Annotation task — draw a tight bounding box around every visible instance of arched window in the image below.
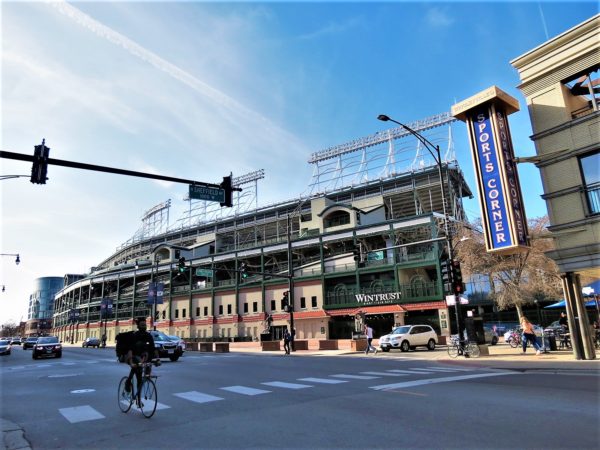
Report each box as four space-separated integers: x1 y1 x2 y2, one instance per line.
324 210 351 228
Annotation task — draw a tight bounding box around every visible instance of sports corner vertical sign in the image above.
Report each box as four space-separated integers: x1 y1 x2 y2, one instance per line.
452 86 530 254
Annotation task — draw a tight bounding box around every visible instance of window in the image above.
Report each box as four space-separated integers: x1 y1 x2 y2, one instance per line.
196 307 200 317
162 311 166 319
175 309 179 319
271 300 276 311
204 306 208 316
227 304 232 315
218 305 223 315
280 299 286 310
324 210 351 228
182 308 186 318
300 297 306 309
244 302 248 313
253 301 258 312
311 296 317 308
580 151 600 215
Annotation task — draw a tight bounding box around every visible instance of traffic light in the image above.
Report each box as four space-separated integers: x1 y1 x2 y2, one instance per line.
451 260 465 294
352 244 361 262
178 257 186 273
220 174 233 208
282 291 293 312
239 262 248 280
30 140 50 184
440 259 452 294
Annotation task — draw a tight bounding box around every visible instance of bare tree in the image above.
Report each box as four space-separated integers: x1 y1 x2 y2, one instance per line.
454 216 562 320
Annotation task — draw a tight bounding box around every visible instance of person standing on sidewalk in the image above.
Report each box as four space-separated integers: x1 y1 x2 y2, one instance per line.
283 328 291 355
521 316 542 356
364 324 377 355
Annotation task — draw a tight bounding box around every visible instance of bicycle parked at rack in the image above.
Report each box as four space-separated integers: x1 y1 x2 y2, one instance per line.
118 360 160 418
505 329 523 348
447 335 480 358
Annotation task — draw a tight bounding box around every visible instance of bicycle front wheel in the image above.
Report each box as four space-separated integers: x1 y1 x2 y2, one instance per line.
118 377 133 413
509 337 519 348
447 344 459 358
138 378 157 418
466 343 480 358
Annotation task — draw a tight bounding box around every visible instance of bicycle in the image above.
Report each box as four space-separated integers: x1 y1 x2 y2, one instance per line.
118 359 160 418
447 335 480 358
506 330 522 348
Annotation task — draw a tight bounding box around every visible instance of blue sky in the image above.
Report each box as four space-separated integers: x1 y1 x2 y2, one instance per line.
1 1 597 323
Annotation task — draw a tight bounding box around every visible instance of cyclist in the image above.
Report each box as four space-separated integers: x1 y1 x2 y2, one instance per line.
125 317 160 395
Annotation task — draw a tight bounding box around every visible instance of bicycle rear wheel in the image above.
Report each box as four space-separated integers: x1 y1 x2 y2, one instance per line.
466 342 480 358
118 376 133 413
138 378 157 418
509 337 519 348
447 344 459 358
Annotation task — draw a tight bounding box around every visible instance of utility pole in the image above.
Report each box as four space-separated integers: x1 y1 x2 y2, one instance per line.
287 215 295 351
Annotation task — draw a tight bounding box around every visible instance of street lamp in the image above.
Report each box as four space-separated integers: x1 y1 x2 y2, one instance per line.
1 253 20 265
377 114 462 336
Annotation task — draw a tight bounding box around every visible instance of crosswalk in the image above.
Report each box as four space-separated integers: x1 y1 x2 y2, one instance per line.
56 365 512 424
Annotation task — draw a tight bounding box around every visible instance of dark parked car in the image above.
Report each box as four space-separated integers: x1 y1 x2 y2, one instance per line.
23 337 39 349
0 339 11 355
82 337 101 348
149 330 182 361
32 336 62 359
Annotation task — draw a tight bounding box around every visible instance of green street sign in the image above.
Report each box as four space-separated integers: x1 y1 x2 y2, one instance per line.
189 185 225 202
195 268 214 277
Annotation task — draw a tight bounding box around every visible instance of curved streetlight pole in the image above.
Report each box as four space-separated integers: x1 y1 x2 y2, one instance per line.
377 115 462 336
0 253 20 265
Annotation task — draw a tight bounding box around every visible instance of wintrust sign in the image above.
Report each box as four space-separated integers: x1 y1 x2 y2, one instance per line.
452 86 530 254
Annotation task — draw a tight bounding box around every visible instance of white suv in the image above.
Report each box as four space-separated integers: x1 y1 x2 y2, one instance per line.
379 325 437 352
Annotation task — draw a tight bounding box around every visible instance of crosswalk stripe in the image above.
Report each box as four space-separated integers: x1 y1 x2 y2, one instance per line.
387 369 434 374
130 401 171 411
422 366 474 372
370 372 514 391
59 405 104 423
298 377 348 384
261 381 312 389
360 371 408 377
331 374 379 380
220 386 271 396
174 391 224 403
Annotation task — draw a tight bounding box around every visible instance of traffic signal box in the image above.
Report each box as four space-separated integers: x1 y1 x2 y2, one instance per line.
441 259 453 294
282 291 293 312
220 175 233 208
239 262 249 281
451 260 465 294
178 257 186 273
30 141 50 184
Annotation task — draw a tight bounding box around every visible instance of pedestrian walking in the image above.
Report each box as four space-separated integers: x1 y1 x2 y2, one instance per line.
520 316 542 356
283 328 291 355
364 324 377 355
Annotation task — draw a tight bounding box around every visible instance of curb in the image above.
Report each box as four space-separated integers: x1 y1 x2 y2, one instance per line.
1 419 31 450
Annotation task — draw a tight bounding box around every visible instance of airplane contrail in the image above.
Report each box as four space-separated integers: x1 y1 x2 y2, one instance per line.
49 0 293 137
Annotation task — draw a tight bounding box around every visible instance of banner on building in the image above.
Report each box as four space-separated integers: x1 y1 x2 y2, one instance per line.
452 86 530 254
147 282 164 305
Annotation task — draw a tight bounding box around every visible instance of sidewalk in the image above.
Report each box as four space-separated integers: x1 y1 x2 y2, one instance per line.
1 419 31 450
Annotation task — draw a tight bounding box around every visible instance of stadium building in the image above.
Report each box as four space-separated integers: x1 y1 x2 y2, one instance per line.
51 113 473 344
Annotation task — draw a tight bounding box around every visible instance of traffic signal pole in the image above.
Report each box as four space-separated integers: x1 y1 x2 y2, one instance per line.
287 215 295 351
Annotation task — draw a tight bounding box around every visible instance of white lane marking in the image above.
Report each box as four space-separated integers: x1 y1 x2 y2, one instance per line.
360 371 408 377
174 391 224 404
71 389 95 394
49 373 83 378
387 369 435 374
423 366 474 372
370 372 514 391
86 360 100 364
261 381 313 389
220 386 271 396
62 362 76 366
298 377 348 384
331 374 380 380
8 366 26 370
130 402 171 411
59 405 104 423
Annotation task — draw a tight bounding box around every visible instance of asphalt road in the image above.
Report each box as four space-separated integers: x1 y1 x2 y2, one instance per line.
1 345 598 450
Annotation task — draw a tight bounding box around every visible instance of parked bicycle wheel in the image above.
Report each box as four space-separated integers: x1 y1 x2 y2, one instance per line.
138 378 158 418
118 376 133 413
447 344 459 358
466 342 480 358
509 336 520 348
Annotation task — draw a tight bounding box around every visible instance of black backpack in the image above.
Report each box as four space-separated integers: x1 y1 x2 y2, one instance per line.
115 331 134 363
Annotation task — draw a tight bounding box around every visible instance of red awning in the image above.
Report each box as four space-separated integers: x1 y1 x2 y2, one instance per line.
402 301 447 311
293 310 328 319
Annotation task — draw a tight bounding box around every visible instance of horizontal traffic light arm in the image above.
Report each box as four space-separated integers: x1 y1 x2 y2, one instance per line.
0 150 224 188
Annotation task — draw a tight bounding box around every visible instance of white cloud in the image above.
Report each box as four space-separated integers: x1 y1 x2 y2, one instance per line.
425 7 454 28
